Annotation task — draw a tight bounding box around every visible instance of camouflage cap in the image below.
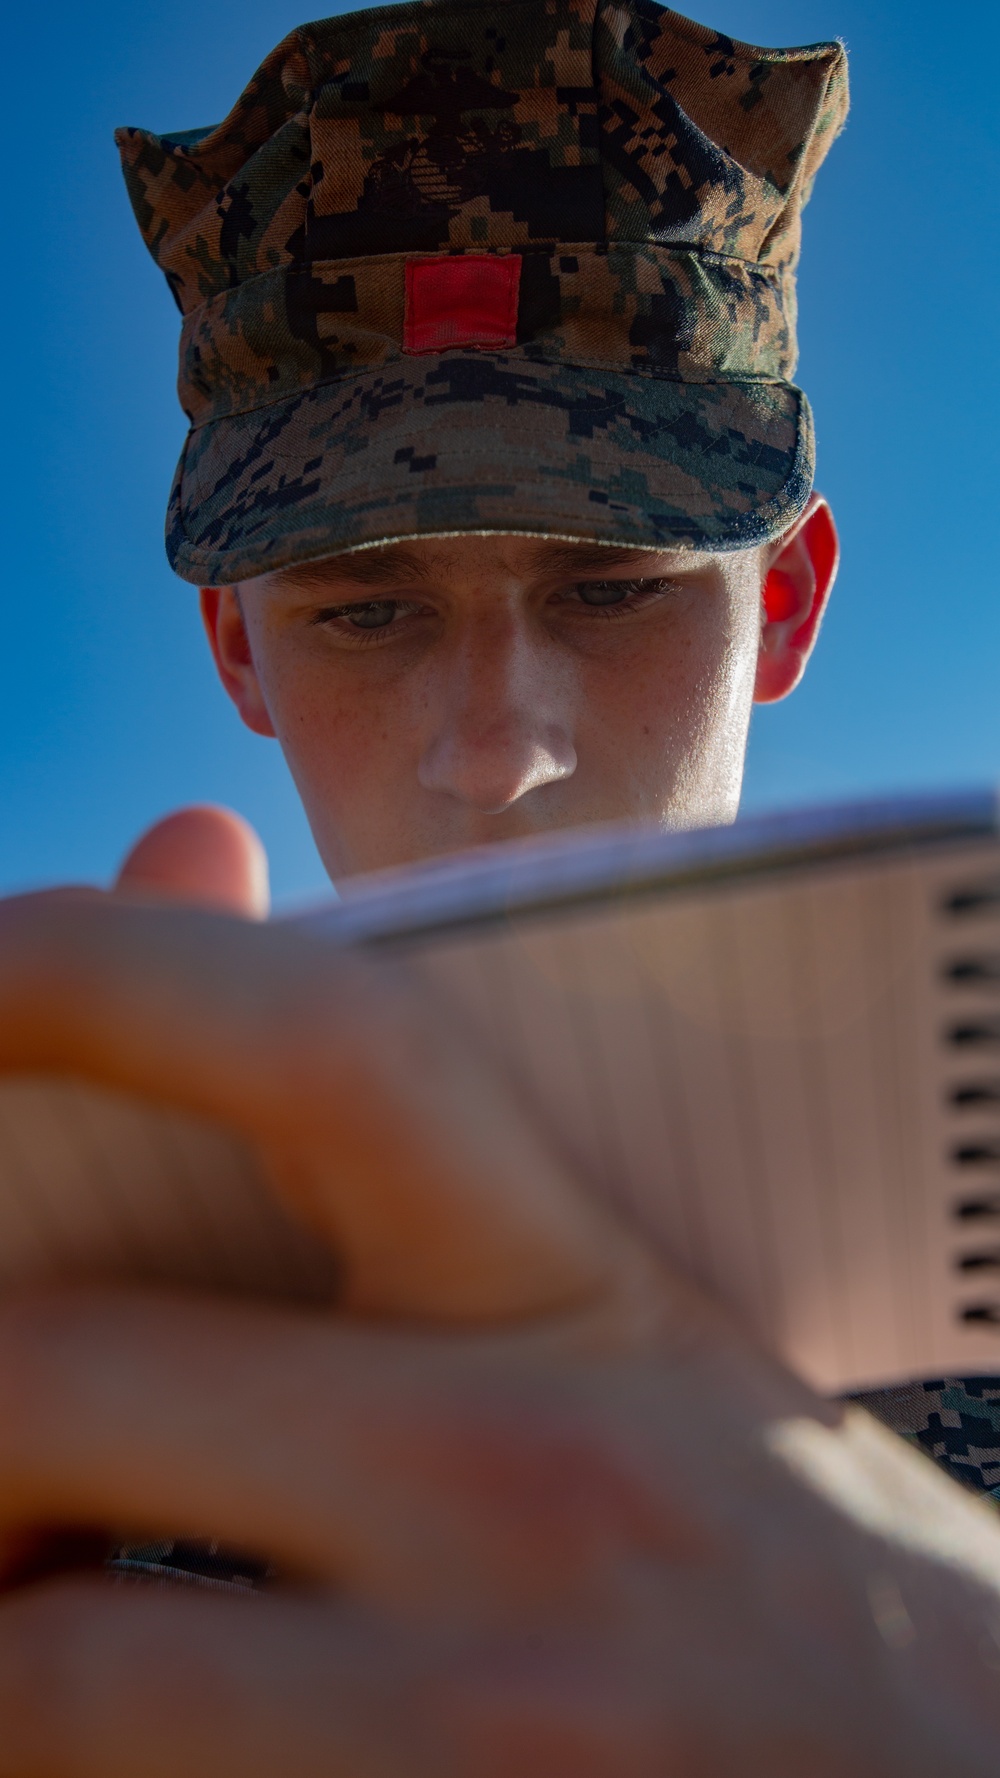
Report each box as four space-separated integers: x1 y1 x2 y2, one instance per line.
116 0 848 584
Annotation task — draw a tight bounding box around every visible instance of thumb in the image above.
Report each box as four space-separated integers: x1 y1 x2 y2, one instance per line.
115 807 270 918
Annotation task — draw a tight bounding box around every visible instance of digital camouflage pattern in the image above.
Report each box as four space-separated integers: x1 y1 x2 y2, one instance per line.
116 0 848 582
855 1379 1000 1504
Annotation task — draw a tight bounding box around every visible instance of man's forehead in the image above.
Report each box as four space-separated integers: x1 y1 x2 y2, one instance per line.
259 535 712 594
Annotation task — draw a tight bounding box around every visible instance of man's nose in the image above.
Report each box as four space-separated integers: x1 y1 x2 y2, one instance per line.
416 615 577 813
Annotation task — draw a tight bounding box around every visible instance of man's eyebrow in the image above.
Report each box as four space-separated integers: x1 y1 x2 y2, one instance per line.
264 539 688 596
268 547 441 593
521 542 682 578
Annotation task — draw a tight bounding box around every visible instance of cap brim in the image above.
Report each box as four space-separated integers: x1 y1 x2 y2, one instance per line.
167 354 814 584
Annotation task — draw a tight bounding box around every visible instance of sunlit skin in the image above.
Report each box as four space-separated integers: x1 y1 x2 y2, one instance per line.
200 496 839 880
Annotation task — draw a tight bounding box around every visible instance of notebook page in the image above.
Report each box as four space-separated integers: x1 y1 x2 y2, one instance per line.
398 834 1000 1392
715 872 844 1383
793 870 902 1386
402 875 829 1370
404 887 804 1354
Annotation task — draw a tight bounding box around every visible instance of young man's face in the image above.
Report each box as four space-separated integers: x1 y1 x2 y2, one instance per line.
202 508 835 881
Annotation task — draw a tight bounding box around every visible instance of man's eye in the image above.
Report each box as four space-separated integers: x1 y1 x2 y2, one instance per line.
338 600 399 630
569 578 677 610
313 598 421 635
576 581 632 607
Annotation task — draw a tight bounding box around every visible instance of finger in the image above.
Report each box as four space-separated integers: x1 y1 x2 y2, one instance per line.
0 1288 722 1610
0 1580 672 1778
115 807 270 918
0 1288 429 1592
0 1581 988 1778
0 898 622 1319
0 1288 603 1600
0 1580 444 1778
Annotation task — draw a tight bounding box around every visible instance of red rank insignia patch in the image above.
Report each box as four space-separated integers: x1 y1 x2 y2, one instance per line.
404 254 522 354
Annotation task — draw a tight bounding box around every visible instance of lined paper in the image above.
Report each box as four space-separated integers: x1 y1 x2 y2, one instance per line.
400 836 1000 1391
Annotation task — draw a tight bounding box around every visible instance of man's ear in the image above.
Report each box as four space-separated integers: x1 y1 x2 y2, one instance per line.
200 587 277 738
753 494 840 704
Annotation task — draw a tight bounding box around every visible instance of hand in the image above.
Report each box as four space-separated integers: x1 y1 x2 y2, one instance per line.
0 900 1000 1771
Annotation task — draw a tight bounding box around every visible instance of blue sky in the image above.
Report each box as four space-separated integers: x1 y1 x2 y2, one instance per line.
3 0 997 902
